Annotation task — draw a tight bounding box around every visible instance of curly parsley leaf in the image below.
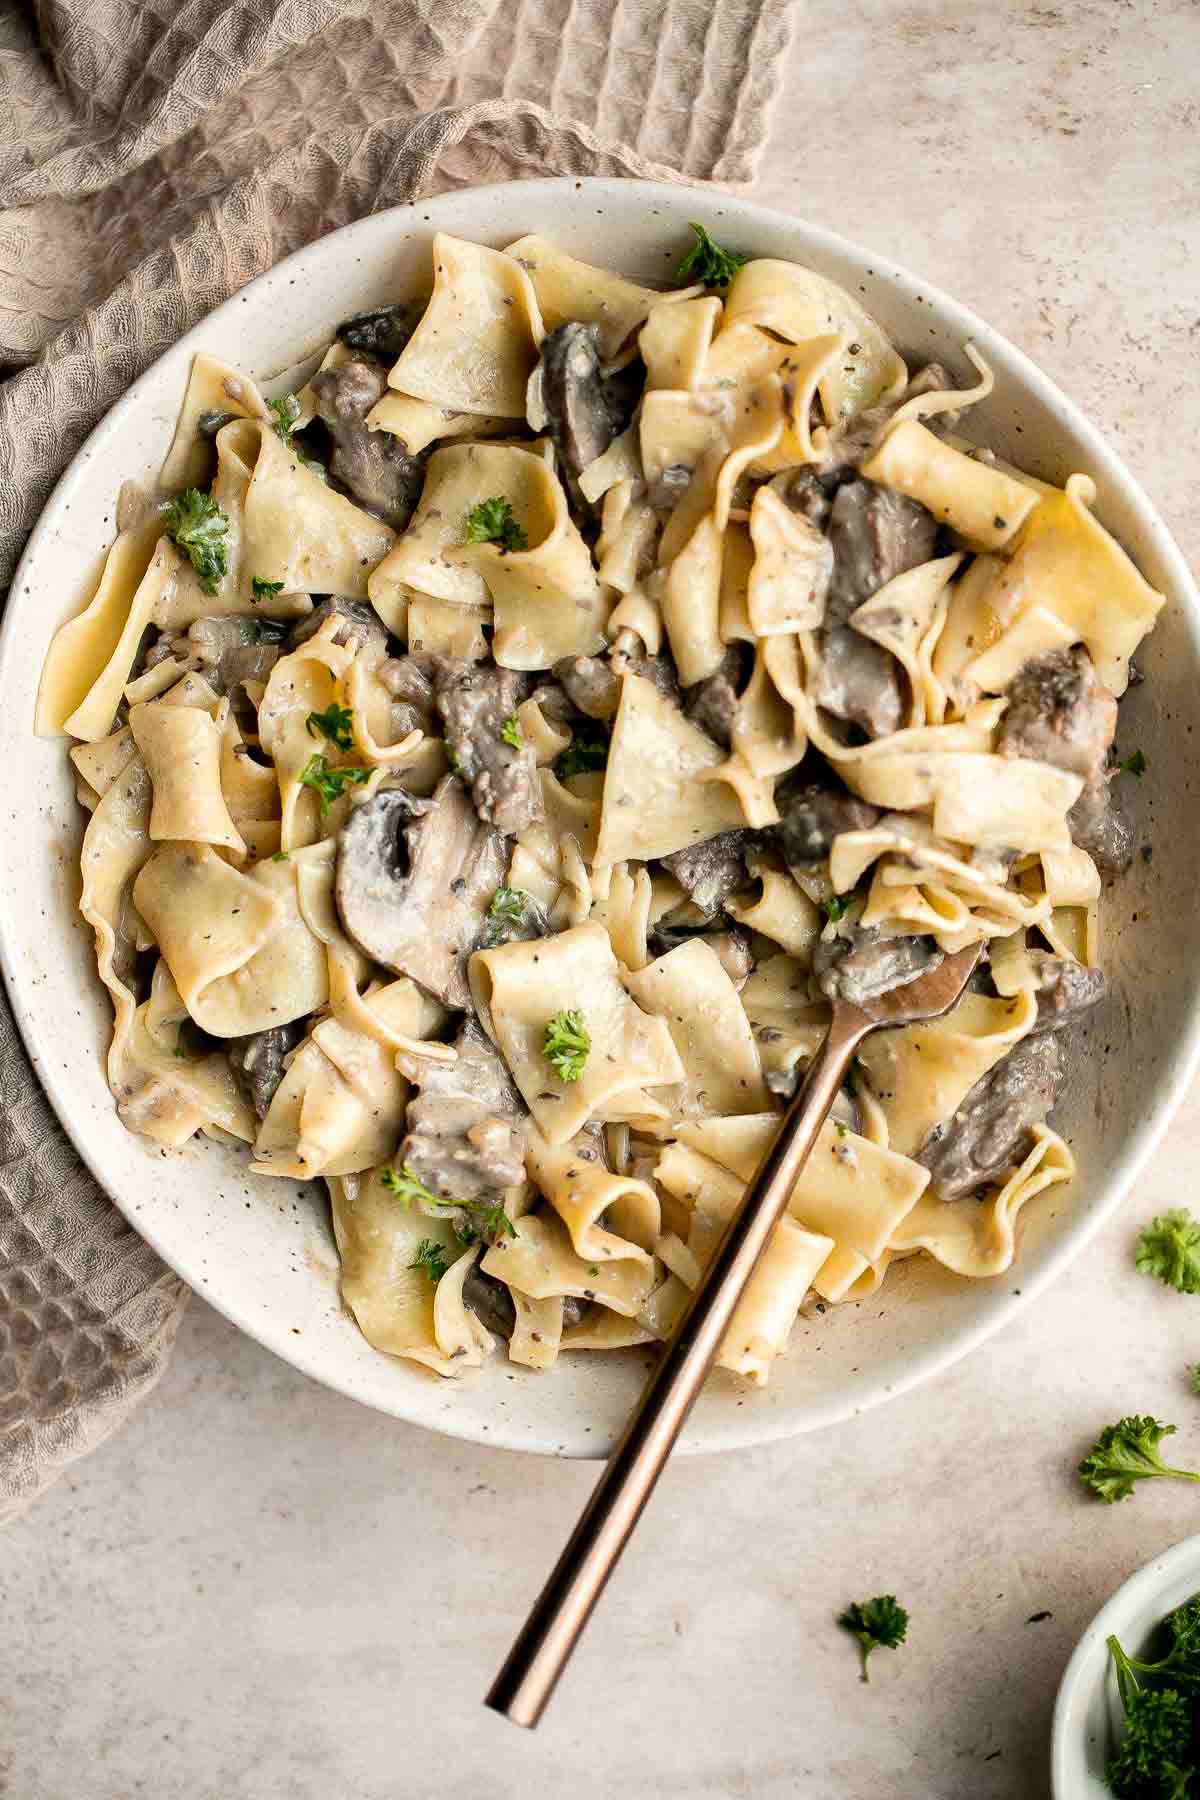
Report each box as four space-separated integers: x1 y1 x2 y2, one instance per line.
269 393 302 449
675 222 749 290
500 713 523 750
543 1010 591 1083
1136 1210 1200 1294
410 1239 451 1284
822 894 850 923
1078 1416 1200 1503
381 1163 515 1242
1119 748 1148 778
252 576 285 602
490 886 528 925
297 754 371 813
837 1596 909 1682
305 703 354 752
160 488 229 594
554 719 609 780
463 495 528 552
1105 1675 1193 1797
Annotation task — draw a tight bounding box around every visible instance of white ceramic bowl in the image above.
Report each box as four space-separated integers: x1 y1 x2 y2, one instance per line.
1053 1533 1200 1795
3 178 1199 1458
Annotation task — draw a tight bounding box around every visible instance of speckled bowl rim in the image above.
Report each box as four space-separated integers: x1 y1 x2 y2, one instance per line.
4 176 1200 1458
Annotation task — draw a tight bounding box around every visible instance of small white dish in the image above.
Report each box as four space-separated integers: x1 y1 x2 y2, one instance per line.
1052 1533 1200 1796
3 178 1200 1458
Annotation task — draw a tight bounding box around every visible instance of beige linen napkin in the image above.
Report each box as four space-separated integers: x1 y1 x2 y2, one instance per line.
0 0 795 1520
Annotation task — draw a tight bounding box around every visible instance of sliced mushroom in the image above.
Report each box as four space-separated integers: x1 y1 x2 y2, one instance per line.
334 777 506 1008
528 321 627 504
335 302 422 363
227 1020 306 1119
310 357 427 530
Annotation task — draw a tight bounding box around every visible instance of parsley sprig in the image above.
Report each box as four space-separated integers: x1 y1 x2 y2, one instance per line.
380 1164 516 1243
500 714 523 750
1136 1210 1200 1294
463 496 528 553
837 1596 909 1682
822 894 850 923
270 393 325 477
1078 1417 1200 1503
161 488 229 594
1119 748 1148 778
252 576 285 602
543 1010 591 1083
305 703 354 752
410 1239 451 1284
675 222 749 290
297 754 371 813
554 719 609 780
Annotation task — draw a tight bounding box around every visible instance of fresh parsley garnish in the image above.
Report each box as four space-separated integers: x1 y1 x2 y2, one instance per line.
1191 1365 1200 1397
835 1121 849 1138
675 222 749 290
1136 1210 1200 1294
297 754 371 813
410 1239 451 1284
1078 1416 1200 1503
543 1010 590 1083
490 886 528 925
305 703 354 752
270 393 302 450
823 894 850 923
500 713 523 750
271 851 290 862
1104 1598 1200 1795
837 1596 909 1682
160 488 229 594
463 496 528 552
252 576 285 602
380 1163 516 1242
1119 748 1148 778
554 720 609 780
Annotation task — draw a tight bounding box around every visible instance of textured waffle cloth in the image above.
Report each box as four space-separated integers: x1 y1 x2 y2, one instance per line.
0 0 795 1519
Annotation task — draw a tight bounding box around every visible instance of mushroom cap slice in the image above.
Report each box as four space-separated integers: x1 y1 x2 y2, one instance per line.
334 777 505 1008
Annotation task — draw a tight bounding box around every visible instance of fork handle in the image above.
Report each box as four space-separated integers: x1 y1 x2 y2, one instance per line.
485 1003 871 1729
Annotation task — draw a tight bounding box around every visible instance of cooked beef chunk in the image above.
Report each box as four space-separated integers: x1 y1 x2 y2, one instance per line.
378 653 438 738
287 596 387 661
1068 775 1135 872
813 924 943 1008
401 1021 526 1216
609 635 683 707
554 654 622 721
528 678 574 727
334 302 421 363
334 778 505 1008
996 646 1118 780
768 466 838 531
1026 952 1107 1034
529 322 625 498
228 1021 305 1120
918 1033 1063 1200
825 362 961 474
661 829 754 918
684 644 754 750
826 479 939 624
310 357 426 529
434 659 539 836
775 775 881 865
462 1264 517 1339
147 616 285 694
811 626 904 739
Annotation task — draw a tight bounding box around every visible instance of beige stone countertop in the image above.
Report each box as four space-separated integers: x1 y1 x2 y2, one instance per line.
5 4 1200 1797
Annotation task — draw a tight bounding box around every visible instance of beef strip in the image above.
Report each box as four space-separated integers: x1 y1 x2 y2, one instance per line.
400 1020 526 1218
917 1033 1063 1200
287 596 387 661
554 654 622 721
996 645 1118 779
227 1021 306 1120
310 357 426 530
378 654 438 738
995 645 1131 869
684 643 754 750
774 774 881 865
823 362 960 475
433 659 540 836
1026 952 1108 1035
660 829 754 918
811 627 905 739
813 924 943 1008
826 479 939 625
146 616 285 694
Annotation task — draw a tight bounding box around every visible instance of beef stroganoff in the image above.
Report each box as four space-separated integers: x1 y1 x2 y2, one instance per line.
37 225 1164 1385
